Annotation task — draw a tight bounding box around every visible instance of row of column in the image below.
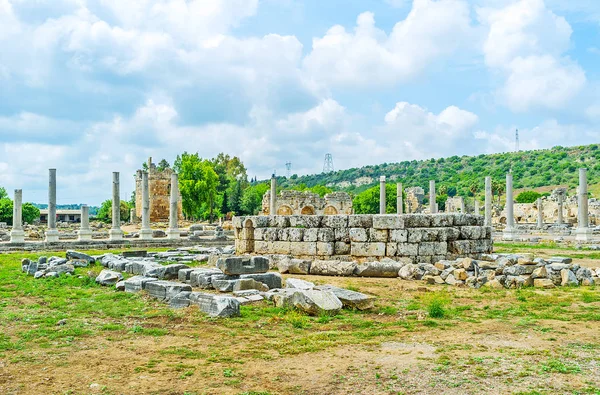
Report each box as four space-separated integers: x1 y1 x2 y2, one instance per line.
10 169 181 243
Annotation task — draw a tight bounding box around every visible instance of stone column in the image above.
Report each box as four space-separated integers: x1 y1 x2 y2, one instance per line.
474 200 480 216
10 189 25 243
459 197 466 213
109 172 123 241
429 180 436 214
270 175 276 216
576 168 592 241
396 183 403 214
379 176 386 214
139 171 152 240
78 205 92 241
484 176 492 227
557 192 564 225
45 169 59 242
167 173 181 239
502 173 517 240
536 198 543 229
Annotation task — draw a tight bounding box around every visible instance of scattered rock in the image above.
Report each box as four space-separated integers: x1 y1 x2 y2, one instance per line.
291 289 343 316
285 278 315 290
95 270 123 286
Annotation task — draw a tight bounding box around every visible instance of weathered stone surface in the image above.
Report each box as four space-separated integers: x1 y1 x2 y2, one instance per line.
534 278 555 288
278 257 311 274
398 263 418 280
232 278 269 292
575 267 594 284
269 289 302 307
531 266 548 279
351 242 386 257
53 264 75 275
309 260 357 276
453 268 467 281
115 281 125 291
169 291 191 308
548 256 572 264
285 278 315 290
189 292 241 317
190 270 227 288
212 278 239 292
397 243 419 257
560 269 578 286
66 250 95 263
291 290 343 316
216 256 269 275
145 264 190 280
315 285 375 310
95 270 123 286
233 289 260 297
240 273 282 290
372 215 404 230
354 259 406 277
144 280 192 301
503 265 536 276
124 276 158 292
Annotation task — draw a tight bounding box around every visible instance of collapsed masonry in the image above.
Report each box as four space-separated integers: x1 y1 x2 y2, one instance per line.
262 190 353 216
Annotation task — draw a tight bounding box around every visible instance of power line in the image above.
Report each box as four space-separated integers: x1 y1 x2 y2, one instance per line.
323 153 334 173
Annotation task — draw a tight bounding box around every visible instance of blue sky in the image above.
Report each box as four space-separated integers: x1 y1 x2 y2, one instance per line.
0 0 599 205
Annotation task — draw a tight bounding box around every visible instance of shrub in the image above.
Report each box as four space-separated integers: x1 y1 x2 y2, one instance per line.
516 191 542 203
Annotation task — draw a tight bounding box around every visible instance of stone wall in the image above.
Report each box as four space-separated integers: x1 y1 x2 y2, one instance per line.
233 214 492 263
261 190 353 216
134 158 182 222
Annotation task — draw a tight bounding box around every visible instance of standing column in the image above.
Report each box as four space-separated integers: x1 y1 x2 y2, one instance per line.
396 183 403 215
576 168 592 241
536 198 543 229
557 192 564 225
167 173 181 239
45 169 59 242
429 180 437 214
379 176 386 214
484 176 492 227
10 189 25 243
474 200 480 216
139 171 152 240
269 175 277 215
109 172 123 241
502 173 517 240
459 197 466 213
78 205 92 241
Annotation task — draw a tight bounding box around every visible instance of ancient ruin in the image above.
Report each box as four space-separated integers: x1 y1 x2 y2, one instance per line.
135 158 183 222
261 189 353 216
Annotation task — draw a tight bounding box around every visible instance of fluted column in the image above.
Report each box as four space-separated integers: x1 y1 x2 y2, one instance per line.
502 173 517 240
379 176 386 214
396 183 403 215
109 172 123 241
139 171 152 240
484 176 492 227
536 198 543 229
10 189 24 243
270 175 276 215
576 168 592 241
429 180 436 214
167 173 181 239
45 169 59 242
77 205 92 241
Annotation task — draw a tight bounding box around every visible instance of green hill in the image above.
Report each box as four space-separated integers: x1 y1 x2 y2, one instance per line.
277 144 600 198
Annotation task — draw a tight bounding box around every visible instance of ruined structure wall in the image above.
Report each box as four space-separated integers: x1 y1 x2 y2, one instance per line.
497 197 600 225
233 214 492 263
261 190 353 216
135 169 183 222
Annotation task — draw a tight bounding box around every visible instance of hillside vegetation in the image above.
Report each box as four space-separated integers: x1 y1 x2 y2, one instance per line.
278 144 600 199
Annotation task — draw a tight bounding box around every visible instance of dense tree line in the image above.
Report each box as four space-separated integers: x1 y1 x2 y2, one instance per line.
0 187 41 225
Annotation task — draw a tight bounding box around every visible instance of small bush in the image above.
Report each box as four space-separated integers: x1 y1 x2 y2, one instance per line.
427 298 447 318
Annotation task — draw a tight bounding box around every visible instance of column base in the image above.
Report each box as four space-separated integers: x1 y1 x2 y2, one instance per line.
167 229 181 240
575 228 593 242
45 229 59 243
109 229 124 241
77 229 93 241
502 227 519 241
10 230 25 243
139 228 153 240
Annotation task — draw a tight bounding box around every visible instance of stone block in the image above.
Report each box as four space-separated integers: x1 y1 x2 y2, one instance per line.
460 226 484 240
418 242 447 256
253 240 269 254
349 228 368 242
322 215 349 229
233 278 269 292
408 228 440 243
277 228 290 242
66 250 95 264
189 292 241 317
348 215 373 228
335 242 351 255
285 278 315 290
278 258 311 275
351 242 386 257
310 260 357 276
289 215 322 228
431 214 454 227
389 229 408 242
403 214 431 228
386 242 397 256
315 285 375 310
216 256 270 275
240 273 283 290
440 227 461 241
397 243 419 257
448 240 473 255
124 276 158 293
263 228 279 241
533 278 555 289
145 281 192 301
354 259 406 277
269 289 303 308
291 290 342 316
232 216 245 229
272 241 292 255
334 228 350 242
317 242 335 256
300 228 317 242
369 228 388 242
560 269 578 286
212 278 239 292
241 228 254 240
145 264 190 280
290 241 317 256
318 228 335 242
95 270 123 286
268 216 290 228
372 215 404 229
169 291 191 308
288 228 304 242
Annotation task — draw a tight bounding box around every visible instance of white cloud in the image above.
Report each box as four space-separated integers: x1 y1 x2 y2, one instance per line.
303 0 473 87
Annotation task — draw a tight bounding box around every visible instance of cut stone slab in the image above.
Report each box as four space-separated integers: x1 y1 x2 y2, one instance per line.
533 278 555 288
169 291 192 308
122 251 147 258
144 264 190 280
123 276 159 293
278 258 311 275
269 289 303 307
212 278 239 292
291 289 343 316
216 256 270 275
354 260 406 278
310 260 357 276
95 270 123 286
232 278 269 292
240 273 282 290
560 269 578 286
233 289 260 297
285 278 315 290
53 264 75 275
115 281 125 291
189 292 241 317
314 285 375 310
548 256 573 264
66 250 95 263
145 281 192 301
190 270 228 288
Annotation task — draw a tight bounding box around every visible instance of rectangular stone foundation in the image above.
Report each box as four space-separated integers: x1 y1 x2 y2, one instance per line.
233 214 493 263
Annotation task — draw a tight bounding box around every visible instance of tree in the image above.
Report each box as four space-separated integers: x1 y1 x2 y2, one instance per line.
0 187 7 200
240 183 269 215
227 178 244 215
157 159 170 171
438 185 448 196
22 203 40 224
353 184 398 214
0 198 12 224
492 180 505 203
96 199 131 222
468 181 479 197
174 152 219 221
516 191 542 203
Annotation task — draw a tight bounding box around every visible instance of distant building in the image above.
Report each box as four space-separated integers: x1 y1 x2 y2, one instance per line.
262 190 353 215
39 209 81 223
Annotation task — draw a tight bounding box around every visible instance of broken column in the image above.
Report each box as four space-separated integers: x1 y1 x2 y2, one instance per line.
77 205 92 241
429 180 437 214
109 172 123 241
576 168 592 241
484 176 492 227
536 198 543 229
10 189 24 243
502 172 517 241
45 169 59 242
459 196 466 213
557 192 564 226
379 176 386 214
270 175 276 216
139 171 152 240
474 200 480 216
396 183 403 214
167 173 180 239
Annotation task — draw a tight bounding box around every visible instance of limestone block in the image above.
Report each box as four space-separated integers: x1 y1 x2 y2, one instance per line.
145 280 192 301
351 242 386 257
403 214 432 228
269 289 303 308
303 228 318 242
453 268 467 281
290 241 317 256
472 239 493 254
335 228 350 242
452 214 470 226
233 278 269 292
318 228 335 242
278 228 291 241
317 242 335 256
441 227 461 241
398 263 418 280
254 240 269 254
418 242 447 256
232 216 244 229
253 228 265 241
217 256 270 275
310 260 357 276
408 228 440 243
348 215 373 228
189 292 241 317
212 279 239 292
286 278 315 290
397 243 419 257
372 215 404 229
503 265 536 276
145 264 190 280
431 214 454 227
240 273 283 290
268 216 290 228
459 226 484 240
386 243 397 256
560 269 578 286
241 228 254 240
169 291 191 309
354 259 406 277
95 270 123 286
389 229 408 242
322 215 349 229
369 228 389 242
278 258 312 274
575 267 594 284
315 285 375 310
289 215 322 228
335 242 351 255
190 272 231 289
272 241 292 255
264 228 279 241
236 240 254 254
548 257 573 264
291 289 343 316
124 276 158 292
533 278 555 288
448 240 473 255
288 228 304 242
349 228 368 242
66 250 95 264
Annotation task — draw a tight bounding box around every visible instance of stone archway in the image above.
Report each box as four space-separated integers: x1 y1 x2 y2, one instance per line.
323 205 338 215
301 206 316 215
276 205 293 216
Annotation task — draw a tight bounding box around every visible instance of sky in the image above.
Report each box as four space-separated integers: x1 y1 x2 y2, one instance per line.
0 0 599 206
